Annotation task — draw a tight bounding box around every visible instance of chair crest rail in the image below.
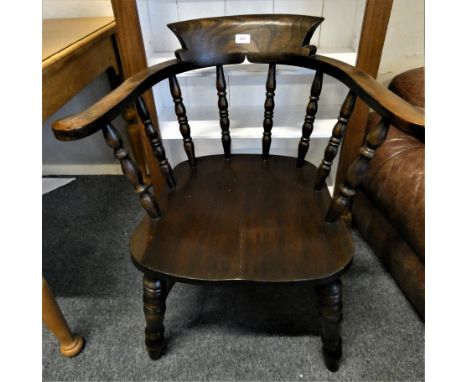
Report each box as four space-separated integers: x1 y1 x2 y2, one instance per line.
168 14 323 66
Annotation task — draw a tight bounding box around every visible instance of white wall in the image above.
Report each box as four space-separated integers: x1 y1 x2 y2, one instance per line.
42 0 113 18
378 0 425 83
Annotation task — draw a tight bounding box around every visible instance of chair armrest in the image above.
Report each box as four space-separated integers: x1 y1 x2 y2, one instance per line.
286 54 425 140
52 59 196 141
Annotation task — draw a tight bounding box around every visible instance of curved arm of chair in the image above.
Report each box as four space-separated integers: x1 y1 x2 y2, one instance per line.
283 54 425 140
52 59 197 141
53 55 425 142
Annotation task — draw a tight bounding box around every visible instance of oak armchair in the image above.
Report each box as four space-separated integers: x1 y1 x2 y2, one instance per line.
51 15 424 372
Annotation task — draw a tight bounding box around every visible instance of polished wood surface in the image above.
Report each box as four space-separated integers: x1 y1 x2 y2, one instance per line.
143 277 167 359
335 0 394 190
111 0 165 194
315 91 357 190
262 63 276 160
297 70 323 167
42 17 115 67
317 279 343 372
122 106 151 184
169 76 196 166
216 65 231 159
135 97 176 189
327 118 390 222
42 278 84 357
42 17 119 121
52 55 424 142
169 14 323 66
102 123 161 219
131 155 353 283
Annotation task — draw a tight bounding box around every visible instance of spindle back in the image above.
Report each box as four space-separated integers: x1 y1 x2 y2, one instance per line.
52 14 424 223
159 14 329 169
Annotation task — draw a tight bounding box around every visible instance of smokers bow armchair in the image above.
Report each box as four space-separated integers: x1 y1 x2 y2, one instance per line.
52 15 424 372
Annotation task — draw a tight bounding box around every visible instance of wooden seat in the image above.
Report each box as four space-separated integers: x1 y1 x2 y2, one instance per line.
51 14 424 372
131 154 353 283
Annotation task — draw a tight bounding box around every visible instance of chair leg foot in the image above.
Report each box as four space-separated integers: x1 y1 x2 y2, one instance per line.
143 276 167 360
316 279 343 372
60 335 85 357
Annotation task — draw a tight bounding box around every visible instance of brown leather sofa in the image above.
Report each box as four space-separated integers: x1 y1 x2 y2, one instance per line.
352 67 425 319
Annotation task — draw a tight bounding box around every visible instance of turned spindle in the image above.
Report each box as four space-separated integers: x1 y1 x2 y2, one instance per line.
297 71 323 167
216 65 231 159
102 123 161 219
169 75 196 167
316 279 343 372
135 97 176 189
326 118 390 222
314 92 357 190
262 63 276 160
143 276 167 360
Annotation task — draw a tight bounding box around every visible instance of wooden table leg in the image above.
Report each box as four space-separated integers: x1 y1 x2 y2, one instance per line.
42 277 84 357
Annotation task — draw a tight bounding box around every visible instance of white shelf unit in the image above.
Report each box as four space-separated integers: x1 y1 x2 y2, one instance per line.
136 0 366 187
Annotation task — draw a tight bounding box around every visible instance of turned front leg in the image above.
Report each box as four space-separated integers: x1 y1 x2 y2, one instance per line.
143 276 167 359
316 279 343 372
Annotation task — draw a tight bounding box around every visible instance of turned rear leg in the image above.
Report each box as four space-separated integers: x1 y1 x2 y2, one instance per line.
143 276 167 359
316 279 343 372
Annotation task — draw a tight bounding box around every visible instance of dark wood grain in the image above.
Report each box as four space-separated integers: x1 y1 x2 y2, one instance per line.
326 118 390 222
52 59 196 140
122 106 150 184
102 123 161 218
297 71 323 167
315 91 357 190
130 155 353 283
169 75 196 167
168 14 323 66
143 276 166 359
316 279 343 372
52 56 423 142
135 97 176 188
110 0 165 194
280 54 424 138
216 65 231 159
335 0 394 190
262 63 276 160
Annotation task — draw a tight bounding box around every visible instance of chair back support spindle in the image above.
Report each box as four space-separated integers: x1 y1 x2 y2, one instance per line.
326 118 391 222
168 75 196 167
262 63 276 160
297 71 323 167
135 97 176 189
216 65 231 159
102 123 161 219
52 14 424 226
314 91 357 190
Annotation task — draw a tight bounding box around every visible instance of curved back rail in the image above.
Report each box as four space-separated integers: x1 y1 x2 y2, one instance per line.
52 15 424 222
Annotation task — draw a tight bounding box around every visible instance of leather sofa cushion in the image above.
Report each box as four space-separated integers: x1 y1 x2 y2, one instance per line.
360 67 425 260
388 67 425 108
361 124 425 260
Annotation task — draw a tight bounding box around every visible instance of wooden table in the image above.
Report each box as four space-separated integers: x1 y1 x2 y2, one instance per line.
42 17 122 357
42 17 120 121
43 16 154 183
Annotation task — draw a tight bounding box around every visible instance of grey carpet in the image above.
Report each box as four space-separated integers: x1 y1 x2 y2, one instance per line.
42 176 424 381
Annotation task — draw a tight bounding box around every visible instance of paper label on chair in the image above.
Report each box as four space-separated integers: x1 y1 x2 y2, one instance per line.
235 34 251 44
